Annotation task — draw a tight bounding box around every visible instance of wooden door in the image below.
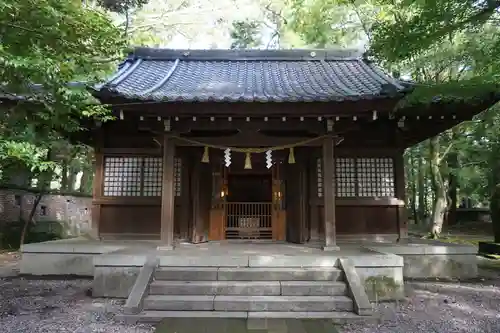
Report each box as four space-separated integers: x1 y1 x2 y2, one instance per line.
271 163 286 241
191 159 212 243
209 163 226 241
285 163 305 243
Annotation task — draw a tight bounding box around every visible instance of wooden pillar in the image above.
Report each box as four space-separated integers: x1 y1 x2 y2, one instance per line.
90 129 104 240
322 136 340 251
308 154 320 241
159 134 175 250
395 148 408 241
179 154 191 240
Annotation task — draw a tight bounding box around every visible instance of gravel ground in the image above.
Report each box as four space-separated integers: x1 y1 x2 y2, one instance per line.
0 262 499 333
0 278 155 333
341 271 500 333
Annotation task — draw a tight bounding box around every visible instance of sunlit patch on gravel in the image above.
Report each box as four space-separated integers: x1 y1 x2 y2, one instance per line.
340 276 500 333
0 278 155 333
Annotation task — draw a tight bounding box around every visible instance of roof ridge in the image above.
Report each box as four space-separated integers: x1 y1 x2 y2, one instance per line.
130 47 364 61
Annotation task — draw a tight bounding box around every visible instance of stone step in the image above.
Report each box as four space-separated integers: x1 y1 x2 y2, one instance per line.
213 295 353 312
280 281 347 296
119 310 373 325
144 295 214 311
155 267 218 281
143 295 353 312
216 267 343 281
149 280 348 296
150 280 282 296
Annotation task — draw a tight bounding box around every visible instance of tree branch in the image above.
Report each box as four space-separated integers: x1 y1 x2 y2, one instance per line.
424 1 500 44
348 0 371 43
438 142 454 164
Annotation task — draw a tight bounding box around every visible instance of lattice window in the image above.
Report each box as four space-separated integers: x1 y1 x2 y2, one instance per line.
317 158 323 198
356 158 394 197
316 157 395 198
143 157 162 196
336 158 356 197
174 157 182 197
103 156 182 197
103 157 142 196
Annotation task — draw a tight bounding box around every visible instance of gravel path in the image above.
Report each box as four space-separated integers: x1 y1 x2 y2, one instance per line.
1 266 499 332
0 278 155 333
341 272 500 333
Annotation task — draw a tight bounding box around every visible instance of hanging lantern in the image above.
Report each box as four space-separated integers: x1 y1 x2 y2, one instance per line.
288 147 296 164
201 146 210 163
244 152 252 169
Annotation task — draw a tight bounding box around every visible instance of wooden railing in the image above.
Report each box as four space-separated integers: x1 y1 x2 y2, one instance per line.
225 202 273 239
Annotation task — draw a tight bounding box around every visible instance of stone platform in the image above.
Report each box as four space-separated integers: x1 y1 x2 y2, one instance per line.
19 238 478 304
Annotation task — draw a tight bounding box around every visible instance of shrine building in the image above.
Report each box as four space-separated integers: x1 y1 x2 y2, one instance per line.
86 47 495 250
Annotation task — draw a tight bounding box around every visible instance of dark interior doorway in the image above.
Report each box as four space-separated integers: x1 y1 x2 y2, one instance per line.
225 173 273 240
227 174 272 202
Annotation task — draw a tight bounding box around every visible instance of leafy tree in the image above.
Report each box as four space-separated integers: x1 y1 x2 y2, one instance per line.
287 0 378 48
285 0 500 238
0 0 125 244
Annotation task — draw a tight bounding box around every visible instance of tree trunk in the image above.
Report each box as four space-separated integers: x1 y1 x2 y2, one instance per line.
79 168 93 194
417 147 426 224
20 191 44 247
67 168 78 192
60 161 68 191
429 136 448 238
408 148 418 224
447 153 458 226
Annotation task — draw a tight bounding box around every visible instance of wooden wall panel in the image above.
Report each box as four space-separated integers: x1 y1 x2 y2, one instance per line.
100 205 161 235
316 205 398 234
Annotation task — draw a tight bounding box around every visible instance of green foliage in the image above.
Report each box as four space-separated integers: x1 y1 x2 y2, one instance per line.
369 0 500 64
287 0 377 48
97 0 149 13
0 221 61 250
0 0 122 181
230 20 262 49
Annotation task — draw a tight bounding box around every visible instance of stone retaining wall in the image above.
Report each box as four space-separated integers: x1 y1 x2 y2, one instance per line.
0 188 92 237
366 240 478 279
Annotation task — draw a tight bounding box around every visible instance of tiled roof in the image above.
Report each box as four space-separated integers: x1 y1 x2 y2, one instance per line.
96 48 409 103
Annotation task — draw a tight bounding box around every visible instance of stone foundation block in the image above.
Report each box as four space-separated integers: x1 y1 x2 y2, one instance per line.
20 253 95 276
93 266 140 298
403 254 478 279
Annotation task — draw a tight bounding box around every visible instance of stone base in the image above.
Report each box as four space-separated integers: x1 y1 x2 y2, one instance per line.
157 245 174 251
93 266 140 298
365 240 478 279
322 245 341 252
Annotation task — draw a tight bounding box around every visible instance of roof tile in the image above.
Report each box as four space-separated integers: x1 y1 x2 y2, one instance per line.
98 48 407 102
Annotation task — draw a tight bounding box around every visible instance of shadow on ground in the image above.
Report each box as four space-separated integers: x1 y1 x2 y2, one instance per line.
155 318 340 333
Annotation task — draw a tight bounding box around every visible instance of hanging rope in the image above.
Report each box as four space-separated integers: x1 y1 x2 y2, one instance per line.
169 134 331 153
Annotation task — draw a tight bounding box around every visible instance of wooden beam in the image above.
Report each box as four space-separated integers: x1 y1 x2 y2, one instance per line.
322 136 339 251
106 99 399 117
170 117 327 134
310 197 405 206
159 134 175 250
101 148 161 156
